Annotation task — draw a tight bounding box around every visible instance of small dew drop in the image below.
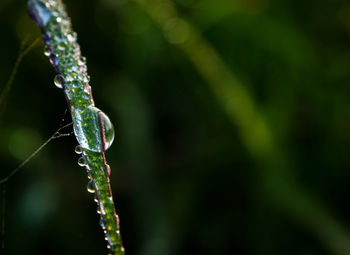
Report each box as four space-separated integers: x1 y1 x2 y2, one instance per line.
67 32 77 42
87 181 95 193
57 41 66 51
49 54 58 66
54 74 64 89
83 75 90 83
77 156 87 167
44 46 50 56
74 145 82 154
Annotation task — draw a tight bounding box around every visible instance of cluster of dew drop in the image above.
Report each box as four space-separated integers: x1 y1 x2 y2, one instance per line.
28 0 123 254
28 0 115 153
74 144 123 253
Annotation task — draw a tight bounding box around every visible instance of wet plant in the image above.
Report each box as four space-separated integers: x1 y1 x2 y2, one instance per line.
27 0 125 254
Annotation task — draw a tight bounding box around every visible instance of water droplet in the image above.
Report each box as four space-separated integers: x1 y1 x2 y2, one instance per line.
67 32 77 43
74 145 82 154
49 54 58 66
83 75 90 83
57 41 66 51
28 0 51 28
44 46 50 56
100 110 115 151
54 74 64 89
78 74 84 81
87 181 95 193
71 106 115 152
77 156 87 166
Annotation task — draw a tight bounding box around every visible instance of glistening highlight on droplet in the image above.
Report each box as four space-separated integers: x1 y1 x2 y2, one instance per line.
77 156 87 167
54 74 64 89
75 144 82 154
87 181 95 193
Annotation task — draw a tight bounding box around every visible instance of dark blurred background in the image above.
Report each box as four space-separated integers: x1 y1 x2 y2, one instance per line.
2 0 350 254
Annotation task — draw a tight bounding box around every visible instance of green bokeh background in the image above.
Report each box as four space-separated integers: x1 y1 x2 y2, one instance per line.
2 0 350 254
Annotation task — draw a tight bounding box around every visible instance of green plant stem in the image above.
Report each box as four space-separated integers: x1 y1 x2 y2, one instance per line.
27 0 124 254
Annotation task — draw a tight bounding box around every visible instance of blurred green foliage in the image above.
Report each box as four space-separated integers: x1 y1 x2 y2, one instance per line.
2 0 350 254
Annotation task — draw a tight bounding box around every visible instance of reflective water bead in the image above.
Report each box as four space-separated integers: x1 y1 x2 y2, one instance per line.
57 41 66 51
54 74 64 89
74 145 82 154
77 156 87 166
87 181 95 193
67 32 77 43
71 80 80 88
44 46 50 56
100 110 115 151
71 106 115 152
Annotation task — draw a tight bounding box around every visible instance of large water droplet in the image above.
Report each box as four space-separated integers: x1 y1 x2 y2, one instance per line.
54 74 64 89
27 0 51 28
100 110 115 151
87 181 95 193
57 41 66 51
71 106 115 152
